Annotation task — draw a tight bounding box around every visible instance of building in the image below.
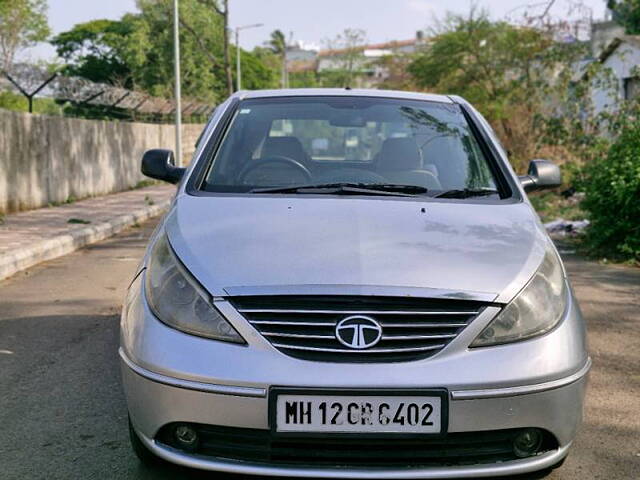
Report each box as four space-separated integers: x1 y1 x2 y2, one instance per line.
285 43 319 76
586 35 640 115
590 21 626 56
316 36 425 87
281 33 427 88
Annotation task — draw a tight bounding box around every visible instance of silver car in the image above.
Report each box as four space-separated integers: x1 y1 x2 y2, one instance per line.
121 89 590 478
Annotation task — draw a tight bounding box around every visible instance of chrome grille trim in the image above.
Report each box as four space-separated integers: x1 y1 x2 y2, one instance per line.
263 332 456 341
270 343 446 354
238 309 479 315
379 322 468 328
249 320 335 327
230 295 489 363
382 333 457 340
262 332 335 340
248 320 468 328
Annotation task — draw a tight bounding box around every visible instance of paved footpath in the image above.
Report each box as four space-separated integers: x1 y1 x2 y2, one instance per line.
0 185 175 281
0 219 638 479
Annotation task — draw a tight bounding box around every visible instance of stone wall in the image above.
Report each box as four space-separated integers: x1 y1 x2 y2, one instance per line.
0 109 204 213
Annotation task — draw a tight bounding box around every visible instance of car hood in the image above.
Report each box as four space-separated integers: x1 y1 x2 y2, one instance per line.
165 194 549 304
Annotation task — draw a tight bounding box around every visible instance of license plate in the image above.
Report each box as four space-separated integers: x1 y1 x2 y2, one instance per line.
274 392 444 434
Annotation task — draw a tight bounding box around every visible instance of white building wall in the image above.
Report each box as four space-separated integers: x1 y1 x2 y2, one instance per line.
592 42 640 115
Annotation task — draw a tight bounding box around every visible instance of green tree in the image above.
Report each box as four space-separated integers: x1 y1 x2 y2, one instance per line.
267 29 287 87
289 70 319 88
268 30 287 55
253 45 280 72
322 28 367 88
51 0 229 103
193 0 232 94
52 0 281 103
51 19 135 86
0 0 50 70
608 0 640 34
376 54 417 91
408 9 584 170
236 49 279 90
130 0 227 102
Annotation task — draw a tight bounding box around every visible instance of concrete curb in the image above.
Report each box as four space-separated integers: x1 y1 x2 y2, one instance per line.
0 199 171 282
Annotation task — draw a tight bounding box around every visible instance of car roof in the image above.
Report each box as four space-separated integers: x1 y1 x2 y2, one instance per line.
234 88 454 104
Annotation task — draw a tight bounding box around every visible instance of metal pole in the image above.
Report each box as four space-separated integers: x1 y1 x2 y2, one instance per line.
173 0 183 167
233 24 263 92
3 71 57 114
111 91 131 108
236 28 241 91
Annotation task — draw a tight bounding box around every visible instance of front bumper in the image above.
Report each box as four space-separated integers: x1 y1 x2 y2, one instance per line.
122 352 588 478
134 424 572 479
120 274 589 477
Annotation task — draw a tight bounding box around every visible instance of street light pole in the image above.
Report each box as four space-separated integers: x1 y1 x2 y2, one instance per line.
234 23 264 91
173 0 183 167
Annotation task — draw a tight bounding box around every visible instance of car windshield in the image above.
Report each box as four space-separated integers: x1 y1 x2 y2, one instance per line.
201 96 499 196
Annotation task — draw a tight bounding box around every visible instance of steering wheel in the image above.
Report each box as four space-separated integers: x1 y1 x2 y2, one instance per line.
237 155 312 185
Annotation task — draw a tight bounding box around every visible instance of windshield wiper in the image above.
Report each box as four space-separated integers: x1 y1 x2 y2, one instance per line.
433 188 500 199
251 183 428 197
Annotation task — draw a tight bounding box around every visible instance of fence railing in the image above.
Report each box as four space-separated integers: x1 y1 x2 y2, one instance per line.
1 64 215 122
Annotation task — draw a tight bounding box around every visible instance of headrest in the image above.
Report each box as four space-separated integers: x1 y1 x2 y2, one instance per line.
377 137 422 171
262 136 308 163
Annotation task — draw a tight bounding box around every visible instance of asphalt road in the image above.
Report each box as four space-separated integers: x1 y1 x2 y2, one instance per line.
1 219 638 480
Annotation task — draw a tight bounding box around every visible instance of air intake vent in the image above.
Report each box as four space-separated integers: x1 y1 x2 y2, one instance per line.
157 424 558 467
230 296 488 362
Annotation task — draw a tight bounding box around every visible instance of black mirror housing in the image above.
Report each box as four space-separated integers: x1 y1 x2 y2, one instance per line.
519 159 562 192
141 149 186 184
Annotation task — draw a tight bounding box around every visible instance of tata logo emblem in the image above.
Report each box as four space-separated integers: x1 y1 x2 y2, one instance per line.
335 316 382 349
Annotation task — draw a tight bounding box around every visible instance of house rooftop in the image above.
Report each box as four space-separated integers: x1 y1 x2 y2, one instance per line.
598 35 640 62
318 39 419 57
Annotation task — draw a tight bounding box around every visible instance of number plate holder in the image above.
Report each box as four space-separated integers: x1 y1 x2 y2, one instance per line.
269 388 449 437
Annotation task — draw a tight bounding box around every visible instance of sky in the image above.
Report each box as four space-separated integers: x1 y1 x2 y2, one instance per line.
23 0 609 62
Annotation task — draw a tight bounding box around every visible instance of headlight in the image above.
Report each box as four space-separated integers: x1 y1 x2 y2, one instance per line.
471 245 567 347
145 234 244 343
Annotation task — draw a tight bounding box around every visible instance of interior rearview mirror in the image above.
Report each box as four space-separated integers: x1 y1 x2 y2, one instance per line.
329 113 367 127
141 149 186 184
519 159 562 193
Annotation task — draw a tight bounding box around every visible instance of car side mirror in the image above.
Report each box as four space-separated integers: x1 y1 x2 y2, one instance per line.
519 159 562 192
141 149 186 184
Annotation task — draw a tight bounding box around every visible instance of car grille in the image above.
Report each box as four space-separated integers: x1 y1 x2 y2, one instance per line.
229 295 489 362
157 424 558 467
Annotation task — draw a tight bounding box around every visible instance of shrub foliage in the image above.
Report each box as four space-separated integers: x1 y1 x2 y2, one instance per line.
583 119 640 261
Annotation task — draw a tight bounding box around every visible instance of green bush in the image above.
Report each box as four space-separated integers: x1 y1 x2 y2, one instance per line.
583 119 640 262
